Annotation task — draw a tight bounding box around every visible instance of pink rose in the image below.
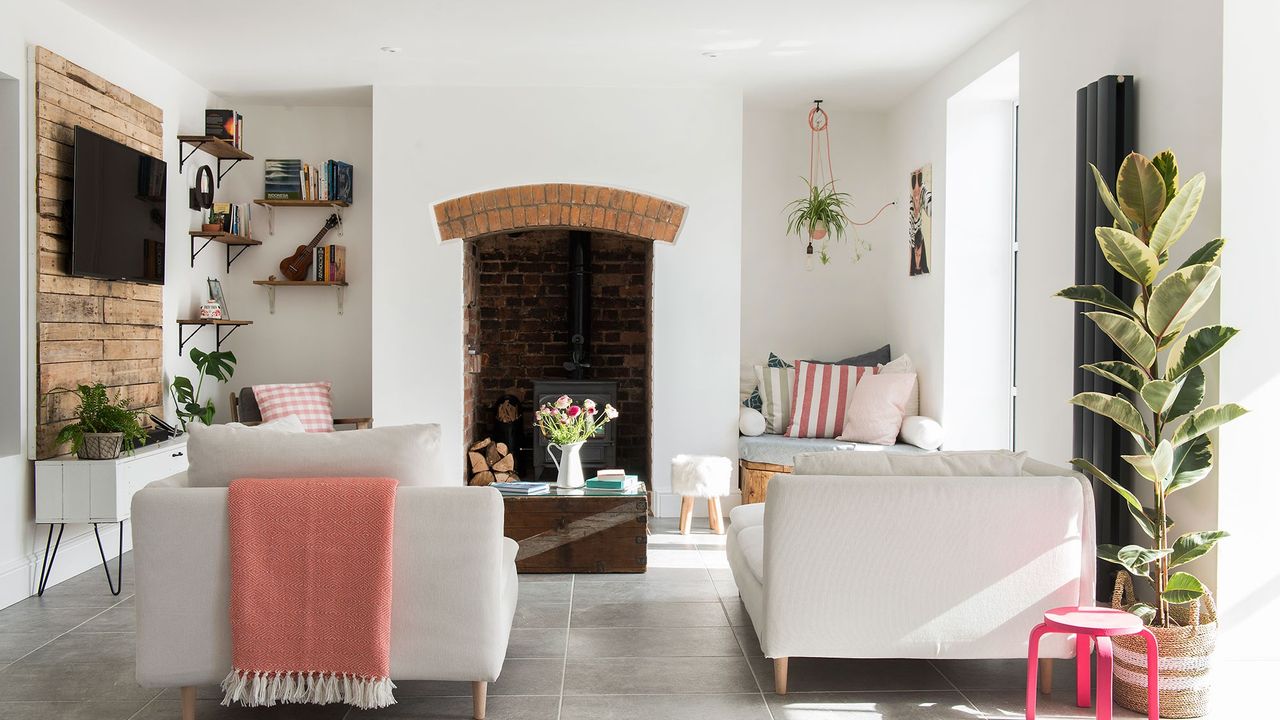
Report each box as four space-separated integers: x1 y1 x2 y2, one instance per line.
567 405 581 418
583 399 597 410
604 404 619 419
555 395 572 410
586 406 597 415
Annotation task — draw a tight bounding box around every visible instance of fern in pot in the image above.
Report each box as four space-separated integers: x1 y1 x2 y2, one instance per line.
49 383 148 459
1058 149 1244 718
786 179 852 265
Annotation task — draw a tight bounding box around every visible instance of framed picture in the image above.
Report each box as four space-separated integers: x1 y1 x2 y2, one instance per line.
909 164 933 276
207 277 228 319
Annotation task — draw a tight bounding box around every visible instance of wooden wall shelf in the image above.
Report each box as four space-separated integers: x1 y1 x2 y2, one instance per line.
177 135 252 187
252 199 348 236
252 280 348 315
176 319 252 356
188 231 261 271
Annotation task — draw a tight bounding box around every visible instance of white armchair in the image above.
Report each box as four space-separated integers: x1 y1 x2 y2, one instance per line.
726 451 1095 694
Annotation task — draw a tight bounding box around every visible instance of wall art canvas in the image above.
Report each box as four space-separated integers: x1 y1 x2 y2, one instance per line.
909 164 932 276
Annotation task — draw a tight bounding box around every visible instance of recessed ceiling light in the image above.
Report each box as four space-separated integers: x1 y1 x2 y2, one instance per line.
380 46 402 54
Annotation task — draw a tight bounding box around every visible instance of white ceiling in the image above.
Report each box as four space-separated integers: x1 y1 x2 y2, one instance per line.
62 0 1031 108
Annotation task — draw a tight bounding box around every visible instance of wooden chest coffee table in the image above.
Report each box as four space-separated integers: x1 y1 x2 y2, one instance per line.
500 484 648 573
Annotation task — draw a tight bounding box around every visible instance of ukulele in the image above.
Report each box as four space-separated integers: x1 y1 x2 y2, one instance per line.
278 213 340 280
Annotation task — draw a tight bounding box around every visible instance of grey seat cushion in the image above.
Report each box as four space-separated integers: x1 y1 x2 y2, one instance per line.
737 435 928 468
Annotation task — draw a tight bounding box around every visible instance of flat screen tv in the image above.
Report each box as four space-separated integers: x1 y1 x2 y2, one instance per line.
71 126 166 284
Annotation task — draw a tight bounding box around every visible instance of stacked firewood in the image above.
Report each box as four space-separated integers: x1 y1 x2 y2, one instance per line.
468 437 517 485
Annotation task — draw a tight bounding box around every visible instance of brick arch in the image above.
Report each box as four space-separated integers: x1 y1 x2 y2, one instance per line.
433 184 686 244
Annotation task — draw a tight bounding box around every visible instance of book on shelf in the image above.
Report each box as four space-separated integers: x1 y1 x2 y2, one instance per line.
208 202 253 237
313 244 346 282
204 109 244 149
492 481 550 495
264 158 302 199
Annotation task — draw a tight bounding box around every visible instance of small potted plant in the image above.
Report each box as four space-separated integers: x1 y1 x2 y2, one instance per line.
786 179 853 264
535 396 618 488
49 383 148 459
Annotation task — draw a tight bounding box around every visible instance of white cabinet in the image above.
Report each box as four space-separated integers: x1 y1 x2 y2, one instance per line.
35 437 188 524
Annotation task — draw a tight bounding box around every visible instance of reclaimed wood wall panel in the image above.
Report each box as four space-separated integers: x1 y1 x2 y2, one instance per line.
33 46 165 458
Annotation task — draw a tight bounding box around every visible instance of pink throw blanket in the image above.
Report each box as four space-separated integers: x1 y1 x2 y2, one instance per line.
222 477 398 709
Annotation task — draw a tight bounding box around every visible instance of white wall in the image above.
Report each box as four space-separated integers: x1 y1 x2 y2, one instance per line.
740 105 894 393
213 104 372 419
0 0 221 607
941 57 1018 449
372 86 742 513
883 0 1223 476
1217 0 1280 662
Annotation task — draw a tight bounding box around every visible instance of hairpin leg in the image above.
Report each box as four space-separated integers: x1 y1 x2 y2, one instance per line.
93 521 124 596
37 523 65 596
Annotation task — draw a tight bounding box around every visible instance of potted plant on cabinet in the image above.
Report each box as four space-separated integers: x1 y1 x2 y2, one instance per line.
1058 149 1245 718
785 179 852 265
50 383 148 459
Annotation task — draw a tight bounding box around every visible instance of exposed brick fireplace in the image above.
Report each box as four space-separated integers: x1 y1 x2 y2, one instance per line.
446 184 686 486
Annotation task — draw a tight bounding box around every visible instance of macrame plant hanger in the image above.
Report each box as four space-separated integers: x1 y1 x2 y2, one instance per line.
804 100 894 267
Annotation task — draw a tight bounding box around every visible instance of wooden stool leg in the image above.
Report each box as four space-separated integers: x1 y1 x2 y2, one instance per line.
181 686 196 720
679 496 694 535
1095 636 1114 720
708 497 723 534
1139 628 1159 720
472 680 487 720
773 657 788 695
1039 658 1054 696
1026 623 1049 720
1076 632 1092 707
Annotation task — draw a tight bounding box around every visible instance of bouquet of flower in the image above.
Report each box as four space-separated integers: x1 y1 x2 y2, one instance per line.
535 395 618 445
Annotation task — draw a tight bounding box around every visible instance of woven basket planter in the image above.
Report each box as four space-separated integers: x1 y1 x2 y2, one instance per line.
78 432 124 460
1112 572 1217 718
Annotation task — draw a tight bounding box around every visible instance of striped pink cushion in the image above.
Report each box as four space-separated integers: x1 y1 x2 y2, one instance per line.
252 382 334 433
784 361 878 438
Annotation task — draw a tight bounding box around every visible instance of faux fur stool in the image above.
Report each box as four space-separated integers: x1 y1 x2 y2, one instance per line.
671 454 732 535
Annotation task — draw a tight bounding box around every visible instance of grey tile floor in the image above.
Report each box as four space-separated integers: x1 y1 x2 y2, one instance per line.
0 518 1266 719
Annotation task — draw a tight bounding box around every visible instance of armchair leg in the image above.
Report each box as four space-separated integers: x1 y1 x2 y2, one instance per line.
472 680 487 720
181 686 196 720
774 657 788 695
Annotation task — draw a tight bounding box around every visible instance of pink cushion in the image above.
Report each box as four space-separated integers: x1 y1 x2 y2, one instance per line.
837 372 917 445
252 382 334 433
785 361 878 438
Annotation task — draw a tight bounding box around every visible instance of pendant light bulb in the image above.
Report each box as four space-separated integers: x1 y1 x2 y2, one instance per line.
805 241 815 272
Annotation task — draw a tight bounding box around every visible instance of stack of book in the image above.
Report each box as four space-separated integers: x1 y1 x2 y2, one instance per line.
263 159 354 203
585 469 640 492
208 202 252 237
314 244 347 282
492 481 550 495
205 109 244 149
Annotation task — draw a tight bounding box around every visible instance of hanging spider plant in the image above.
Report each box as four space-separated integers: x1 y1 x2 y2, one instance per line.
786 179 852 264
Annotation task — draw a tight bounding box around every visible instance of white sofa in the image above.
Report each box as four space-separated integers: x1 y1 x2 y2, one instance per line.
726 450 1095 694
131 424 517 720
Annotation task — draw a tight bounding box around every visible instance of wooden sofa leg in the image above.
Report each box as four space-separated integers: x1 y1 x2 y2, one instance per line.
472 680 487 720
181 686 196 720
774 657 788 695
1038 657 1053 695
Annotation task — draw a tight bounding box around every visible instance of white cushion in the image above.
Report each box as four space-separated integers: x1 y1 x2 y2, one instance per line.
877 354 920 417
737 524 765 583
186 423 448 488
900 416 945 450
670 454 732 497
738 406 766 437
837 373 916 445
793 449 1027 477
728 502 765 531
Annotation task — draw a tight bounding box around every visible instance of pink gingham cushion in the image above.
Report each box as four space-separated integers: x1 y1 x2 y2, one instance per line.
252 382 334 433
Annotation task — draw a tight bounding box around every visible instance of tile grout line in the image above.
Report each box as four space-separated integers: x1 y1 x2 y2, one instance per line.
717 522 777 720
556 573 574 719
927 659 988 719
4 581 134 668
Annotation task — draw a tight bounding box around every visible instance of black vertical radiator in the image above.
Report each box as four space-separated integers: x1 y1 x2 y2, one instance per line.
1074 75 1136 601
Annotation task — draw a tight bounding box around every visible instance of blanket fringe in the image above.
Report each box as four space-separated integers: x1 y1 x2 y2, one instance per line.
220 668 396 709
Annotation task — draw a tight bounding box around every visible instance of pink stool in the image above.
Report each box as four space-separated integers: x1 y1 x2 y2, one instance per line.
1026 606 1158 720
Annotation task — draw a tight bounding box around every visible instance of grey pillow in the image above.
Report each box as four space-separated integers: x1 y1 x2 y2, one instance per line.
803 344 891 367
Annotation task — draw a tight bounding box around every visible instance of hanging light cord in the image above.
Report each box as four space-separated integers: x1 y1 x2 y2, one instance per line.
851 200 896 226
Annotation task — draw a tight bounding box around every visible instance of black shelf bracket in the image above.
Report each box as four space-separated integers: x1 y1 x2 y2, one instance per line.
216 158 243 188
190 235 214 268
178 323 242 357
178 139 207 173
227 244 250 273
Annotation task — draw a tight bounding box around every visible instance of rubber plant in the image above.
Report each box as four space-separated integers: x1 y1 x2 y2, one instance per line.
785 179 852 264
169 347 237 430
1057 149 1245 626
